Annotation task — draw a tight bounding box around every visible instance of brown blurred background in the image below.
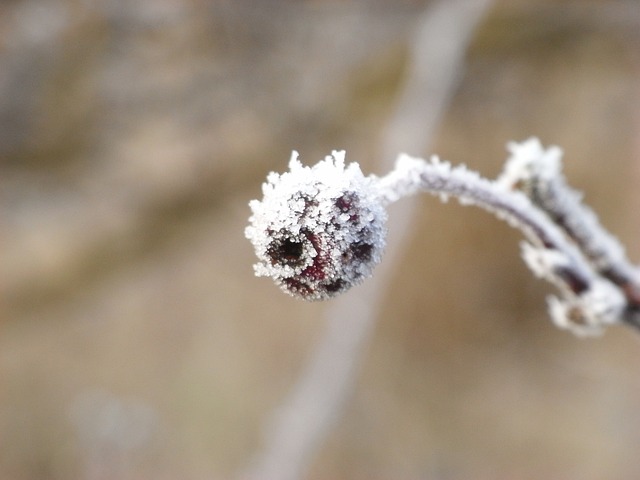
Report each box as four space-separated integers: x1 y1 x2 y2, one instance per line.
2 0 640 479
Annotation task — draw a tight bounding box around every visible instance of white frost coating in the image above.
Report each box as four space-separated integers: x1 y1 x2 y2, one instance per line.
521 242 570 283
499 137 563 188
500 138 637 282
523 241 626 335
548 279 626 336
245 151 387 300
376 153 431 204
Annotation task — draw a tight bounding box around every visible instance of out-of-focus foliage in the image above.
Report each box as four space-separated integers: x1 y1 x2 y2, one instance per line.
2 1 640 479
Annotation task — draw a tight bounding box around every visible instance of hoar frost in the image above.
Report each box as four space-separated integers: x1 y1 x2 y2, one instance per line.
245 150 387 300
246 140 639 336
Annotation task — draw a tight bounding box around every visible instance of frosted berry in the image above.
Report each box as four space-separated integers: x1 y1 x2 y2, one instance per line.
245 151 387 300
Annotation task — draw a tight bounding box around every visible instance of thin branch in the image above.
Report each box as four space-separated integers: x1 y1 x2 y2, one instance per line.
378 154 597 294
377 151 633 336
248 140 638 336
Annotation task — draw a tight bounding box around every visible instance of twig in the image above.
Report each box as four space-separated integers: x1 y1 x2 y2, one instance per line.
377 149 632 336
498 138 640 329
248 138 637 336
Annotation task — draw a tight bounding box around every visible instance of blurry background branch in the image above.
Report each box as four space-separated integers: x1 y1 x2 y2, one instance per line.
241 1 494 479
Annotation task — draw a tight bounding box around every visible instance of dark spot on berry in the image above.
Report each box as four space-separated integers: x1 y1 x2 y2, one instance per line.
351 242 373 262
323 279 346 293
335 193 353 212
335 192 360 222
268 237 304 266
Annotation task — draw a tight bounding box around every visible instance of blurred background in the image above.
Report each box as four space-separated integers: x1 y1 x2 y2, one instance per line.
2 0 640 479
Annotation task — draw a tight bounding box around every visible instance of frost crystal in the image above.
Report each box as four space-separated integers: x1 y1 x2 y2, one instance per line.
499 138 563 191
245 151 387 300
521 242 571 284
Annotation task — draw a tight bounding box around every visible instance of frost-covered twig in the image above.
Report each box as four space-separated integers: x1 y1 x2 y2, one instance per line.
499 138 640 329
246 140 639 337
